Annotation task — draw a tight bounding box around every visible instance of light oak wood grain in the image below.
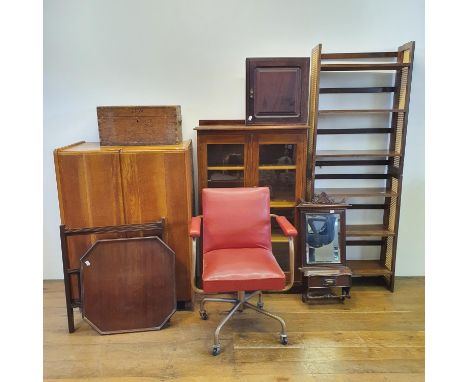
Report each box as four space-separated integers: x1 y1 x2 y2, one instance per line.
44 277 424 381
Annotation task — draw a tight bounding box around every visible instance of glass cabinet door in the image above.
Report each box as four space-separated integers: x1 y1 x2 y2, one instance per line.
258 144 297 202
207 144 245 188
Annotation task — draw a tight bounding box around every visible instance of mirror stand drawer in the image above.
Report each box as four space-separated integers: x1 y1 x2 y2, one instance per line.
307 274 352 288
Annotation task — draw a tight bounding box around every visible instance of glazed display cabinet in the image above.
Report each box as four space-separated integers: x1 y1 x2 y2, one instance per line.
195 120 307 284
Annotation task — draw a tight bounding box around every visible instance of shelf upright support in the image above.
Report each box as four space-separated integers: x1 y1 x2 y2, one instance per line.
380 41 415 291
306 44 322 201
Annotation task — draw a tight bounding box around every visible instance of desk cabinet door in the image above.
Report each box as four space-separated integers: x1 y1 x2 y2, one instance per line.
119 148 193 303
54 150 126 300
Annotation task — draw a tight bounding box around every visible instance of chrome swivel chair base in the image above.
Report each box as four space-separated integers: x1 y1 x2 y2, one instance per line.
199 290 288 356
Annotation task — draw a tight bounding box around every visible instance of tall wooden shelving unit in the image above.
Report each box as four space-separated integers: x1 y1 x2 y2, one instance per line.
307 42 415 291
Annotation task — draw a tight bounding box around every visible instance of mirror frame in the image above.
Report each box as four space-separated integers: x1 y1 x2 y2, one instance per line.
298 205 347 267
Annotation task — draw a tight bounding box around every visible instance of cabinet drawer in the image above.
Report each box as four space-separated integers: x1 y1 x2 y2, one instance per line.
307 274 352 288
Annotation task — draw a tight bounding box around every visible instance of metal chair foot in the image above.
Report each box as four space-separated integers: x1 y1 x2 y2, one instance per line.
256 302 264 309
280 334 288 345
212 344 221 356
200 310 208 320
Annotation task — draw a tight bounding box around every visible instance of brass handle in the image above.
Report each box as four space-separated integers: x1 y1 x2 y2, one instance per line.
323 278 335 286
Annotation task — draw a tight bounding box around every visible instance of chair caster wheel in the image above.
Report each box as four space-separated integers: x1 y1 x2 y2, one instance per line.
200 311 208 320
212 345 221 356
257 302 264 309
280 335 288 345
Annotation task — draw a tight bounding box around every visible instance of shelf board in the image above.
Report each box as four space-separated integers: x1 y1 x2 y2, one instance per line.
315 187 397 198
196 120 308 131
321 63 410 71
319 109 405 114
270 201 296 208
207 166 244 171
346 224 395 237
320 87 396 94
316 150 400 158
271 233 289 243
347 260 392 277
317 128 393 135
259 165 296 170
321 52 398 59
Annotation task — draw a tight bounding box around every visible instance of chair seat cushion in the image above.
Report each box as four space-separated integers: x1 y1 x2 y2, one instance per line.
202 248 285 293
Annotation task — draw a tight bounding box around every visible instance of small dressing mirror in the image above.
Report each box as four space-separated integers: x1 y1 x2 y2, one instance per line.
297 202 347 268
305 212 342 264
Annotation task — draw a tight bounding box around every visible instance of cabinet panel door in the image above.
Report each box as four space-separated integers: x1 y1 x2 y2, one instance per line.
246 58 310 125
55 150 126 300
120 148 193 303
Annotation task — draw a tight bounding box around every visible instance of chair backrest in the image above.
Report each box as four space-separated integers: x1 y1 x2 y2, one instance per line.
202 187 272 253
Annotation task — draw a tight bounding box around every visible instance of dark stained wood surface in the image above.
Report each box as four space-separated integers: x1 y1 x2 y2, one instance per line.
316 150 401 158
321 63 409 71
59 221 165 333
321 51 398 59
347 260 392 276
319 109 406 114
346 224 395 237
246 58 310 125
81 237 175 334
195 124 309 131
317 128 394 135
315 187 398 197
320 87 396 93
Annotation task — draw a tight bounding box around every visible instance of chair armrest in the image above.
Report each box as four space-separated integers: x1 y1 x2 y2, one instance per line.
190 216 202 237
189 216 204 294
275 216 298 237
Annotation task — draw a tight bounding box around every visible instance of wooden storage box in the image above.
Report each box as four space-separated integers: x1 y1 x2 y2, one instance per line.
97 106 182 145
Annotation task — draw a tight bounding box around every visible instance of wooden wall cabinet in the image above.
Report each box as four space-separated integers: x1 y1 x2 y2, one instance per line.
246 58 310 125
54 141 193 308
195 121 308 284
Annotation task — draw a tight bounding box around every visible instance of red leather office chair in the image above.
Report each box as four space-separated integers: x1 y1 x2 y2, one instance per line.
189 187 298 355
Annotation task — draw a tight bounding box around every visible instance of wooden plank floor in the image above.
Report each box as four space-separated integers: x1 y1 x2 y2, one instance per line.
44 277 424 381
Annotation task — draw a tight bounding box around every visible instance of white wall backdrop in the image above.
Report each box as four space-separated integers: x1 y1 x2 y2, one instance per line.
44 0 425 278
